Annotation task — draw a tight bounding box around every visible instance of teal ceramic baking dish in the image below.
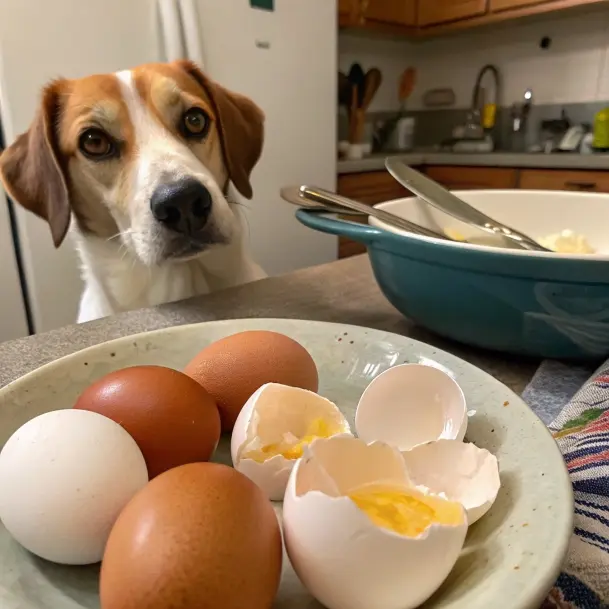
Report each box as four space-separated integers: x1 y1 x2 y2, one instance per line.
296 190 609 360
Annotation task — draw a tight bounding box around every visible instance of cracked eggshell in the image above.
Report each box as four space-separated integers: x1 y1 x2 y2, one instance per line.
230 383 351 500
283 436 467 609
401 439 500 525
355 363 467 451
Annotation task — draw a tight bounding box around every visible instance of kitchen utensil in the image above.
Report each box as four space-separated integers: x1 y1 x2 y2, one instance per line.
0 318 572 608
399 67 416 107
296 189 609 359
297 185 450 240
338 71 351 110
361 68 382 111
280 185 367 216
280 185 448 239
349 67 382 146
346 63 366 144
385 159 550 252
347 63 365 106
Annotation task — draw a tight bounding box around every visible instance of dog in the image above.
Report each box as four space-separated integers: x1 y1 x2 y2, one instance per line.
0 60 267 324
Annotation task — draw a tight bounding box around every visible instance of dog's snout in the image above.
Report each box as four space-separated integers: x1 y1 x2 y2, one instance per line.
150 178 212 235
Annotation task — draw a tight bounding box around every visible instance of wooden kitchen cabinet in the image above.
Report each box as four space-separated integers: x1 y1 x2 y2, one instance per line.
424 166 518 190
340 0 607 37
338 0 358 21
418 0 488 26
490 0 555 11
337 170 412 203
519 169 609 193
362 0 417 26
336 170 414 258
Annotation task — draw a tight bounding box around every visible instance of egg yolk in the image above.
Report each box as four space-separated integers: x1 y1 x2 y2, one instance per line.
444 227 466 242
349 487 463 537
243 418 335 462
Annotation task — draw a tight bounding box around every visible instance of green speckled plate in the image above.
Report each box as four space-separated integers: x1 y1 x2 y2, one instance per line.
0 319 572 609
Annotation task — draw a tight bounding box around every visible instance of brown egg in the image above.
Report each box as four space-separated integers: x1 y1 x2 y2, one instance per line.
74 365 220 478
100 462 283 609
184 330 318 432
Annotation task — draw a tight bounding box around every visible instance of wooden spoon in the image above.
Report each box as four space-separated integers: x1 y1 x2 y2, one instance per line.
347 63 366 142
351 67 383 144
362 68 383 111
338 71 351 108
398 67 417 113
348 63 366 106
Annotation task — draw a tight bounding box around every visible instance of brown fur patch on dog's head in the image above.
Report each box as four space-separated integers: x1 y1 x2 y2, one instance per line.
0 61 265 253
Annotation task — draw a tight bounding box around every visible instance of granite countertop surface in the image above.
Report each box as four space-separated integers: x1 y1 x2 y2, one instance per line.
0 256 539 394
338 151 609 174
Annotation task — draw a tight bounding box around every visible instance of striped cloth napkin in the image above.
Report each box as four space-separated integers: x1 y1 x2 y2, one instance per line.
522 360 609 608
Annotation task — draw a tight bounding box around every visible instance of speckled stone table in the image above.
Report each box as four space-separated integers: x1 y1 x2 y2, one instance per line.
0 255 540 392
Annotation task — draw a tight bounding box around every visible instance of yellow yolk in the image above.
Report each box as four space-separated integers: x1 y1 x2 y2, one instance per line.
349 486 463 537
444 227 466 242
243 418 335 462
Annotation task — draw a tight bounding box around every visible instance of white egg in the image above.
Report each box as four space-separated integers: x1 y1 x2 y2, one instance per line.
355 363 467 451
401 439 500 525
283 436 467 609
0 409 148 565
230 383 351 500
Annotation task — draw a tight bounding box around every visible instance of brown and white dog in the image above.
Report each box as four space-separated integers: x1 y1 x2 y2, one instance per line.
0 60 266 323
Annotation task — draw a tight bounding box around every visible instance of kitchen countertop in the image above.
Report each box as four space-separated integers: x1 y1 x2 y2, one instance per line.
0 256 540 394
338 151 609 174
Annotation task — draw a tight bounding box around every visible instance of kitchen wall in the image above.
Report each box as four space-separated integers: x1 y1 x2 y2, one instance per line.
339 5 609 112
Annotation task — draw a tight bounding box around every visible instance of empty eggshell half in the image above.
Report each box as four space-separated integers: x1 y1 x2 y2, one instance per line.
283 436 467 609
230 383 351 500
401 439 500 525
355 363 467 451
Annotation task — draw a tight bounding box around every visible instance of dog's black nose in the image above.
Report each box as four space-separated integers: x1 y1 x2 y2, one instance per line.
150 178 212 235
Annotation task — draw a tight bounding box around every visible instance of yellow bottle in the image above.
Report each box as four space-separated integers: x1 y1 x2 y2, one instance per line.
482 103 497 130
593 107 609 150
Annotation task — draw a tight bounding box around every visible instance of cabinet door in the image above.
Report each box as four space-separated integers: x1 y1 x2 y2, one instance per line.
418 0 488 26
362 0 417 26
425 166 517 190
490 0 554 11
339 0 356 18
519 169 609 193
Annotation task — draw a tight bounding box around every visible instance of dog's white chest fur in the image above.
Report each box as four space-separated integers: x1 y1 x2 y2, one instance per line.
72 218 265 323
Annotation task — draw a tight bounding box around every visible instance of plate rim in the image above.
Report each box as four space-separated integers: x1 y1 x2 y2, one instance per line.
0 318 574 608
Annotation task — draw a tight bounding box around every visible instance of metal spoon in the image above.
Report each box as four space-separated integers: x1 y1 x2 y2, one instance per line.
385 158 551 252
280 186 364 216
279 185 451 241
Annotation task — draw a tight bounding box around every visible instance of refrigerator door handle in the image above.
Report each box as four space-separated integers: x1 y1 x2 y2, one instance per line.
157 0 186 61
178 0 205 68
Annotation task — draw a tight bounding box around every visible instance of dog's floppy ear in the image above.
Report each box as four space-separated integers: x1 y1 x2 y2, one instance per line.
0 80 71 247
177 60 265 199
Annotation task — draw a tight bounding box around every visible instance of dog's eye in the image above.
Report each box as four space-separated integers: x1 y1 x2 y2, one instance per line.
79 129 115 160
181 108 209 139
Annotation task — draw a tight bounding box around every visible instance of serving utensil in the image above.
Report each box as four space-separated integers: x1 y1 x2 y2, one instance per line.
280 185 451 241
385 158 551 252
361 68 382 111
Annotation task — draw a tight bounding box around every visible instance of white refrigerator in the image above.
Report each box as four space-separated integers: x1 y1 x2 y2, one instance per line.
0 0 338 342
